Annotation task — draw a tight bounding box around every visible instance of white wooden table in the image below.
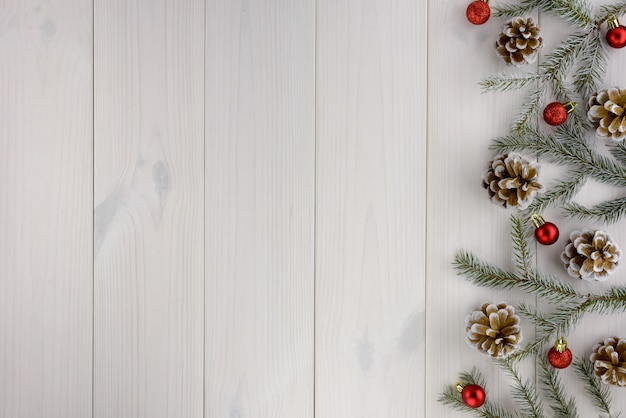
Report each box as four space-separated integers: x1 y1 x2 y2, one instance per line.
1 0 625 416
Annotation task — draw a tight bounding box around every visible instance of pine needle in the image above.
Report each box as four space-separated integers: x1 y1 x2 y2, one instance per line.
608 142 626 168
573 358 615 417
598 0 626 23
573 32 607 97
564 197 626 224
512 88 545 131
540 31 589 79
480 73 543 93
538 357 579 418
497 360 544 418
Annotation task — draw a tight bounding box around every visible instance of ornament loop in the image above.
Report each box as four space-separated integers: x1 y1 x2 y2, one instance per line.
564 102 577 113
531 214 545 228
608 15 620 30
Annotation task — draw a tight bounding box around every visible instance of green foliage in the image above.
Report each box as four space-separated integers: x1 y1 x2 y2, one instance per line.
538 357 579 418
441 1 626 416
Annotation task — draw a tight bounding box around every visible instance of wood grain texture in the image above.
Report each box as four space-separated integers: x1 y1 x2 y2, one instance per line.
204 1 315 416
93 0 204 417
0 0 93 416
315 0 427 416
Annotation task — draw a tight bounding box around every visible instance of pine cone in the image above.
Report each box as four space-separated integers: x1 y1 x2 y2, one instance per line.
590 337 626 386
482 153 545 210
465 302 522 358
587 87 626 141
560 229 621 281
495 17 543 67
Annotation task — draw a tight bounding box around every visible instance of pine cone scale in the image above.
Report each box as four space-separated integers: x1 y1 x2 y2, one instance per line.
591 337 626 386
587 87 626 141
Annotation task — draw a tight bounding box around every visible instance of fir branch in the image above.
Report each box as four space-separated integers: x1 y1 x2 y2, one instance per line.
480 73 543 93
598 0 626 24
516 302 554 332
585 290 626 314
564 197 626 224
538 357 579 418
497 360 544 418
524 171 587 214
608 142 626 168
573 358 616 417
510 302 590 361
491 128 626 188
511 215 533 277
540 31 589 80
573 32 607 98
438 386 521 418
495 0 594 28
538 0 594 29
439 369 521 418
453 251 581 303
493 1 539 18
512 88 545 131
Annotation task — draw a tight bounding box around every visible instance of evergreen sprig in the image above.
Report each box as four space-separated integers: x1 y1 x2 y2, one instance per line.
441 0 626 416
538 357 579 418
598 0 626 24
573 358 619 417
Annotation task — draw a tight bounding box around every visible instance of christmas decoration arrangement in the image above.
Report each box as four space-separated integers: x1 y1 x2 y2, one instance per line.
442 0 626 416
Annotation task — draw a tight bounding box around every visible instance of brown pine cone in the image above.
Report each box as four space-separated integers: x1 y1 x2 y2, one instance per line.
495 17 543 67
587 87 626 141
465 302 522 358
560 229 621 281
590 337 626 386
482 153 545 210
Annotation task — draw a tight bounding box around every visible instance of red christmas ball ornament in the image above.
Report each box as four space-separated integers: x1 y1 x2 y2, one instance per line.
466 0 490 25
531 214 560 245
548 337 573 369
606 15 626 49
456 383 486 408
543 101 577 126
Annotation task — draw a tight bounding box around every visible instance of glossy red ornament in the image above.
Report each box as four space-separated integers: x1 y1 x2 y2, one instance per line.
548 338 573 369
457 383 486 408
531 214 560 245
466 0 490 25
543 102 576 126
607 16 626 49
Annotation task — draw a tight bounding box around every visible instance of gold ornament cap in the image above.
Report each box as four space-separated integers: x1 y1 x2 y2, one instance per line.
554 337 568 353
564 101 577 113
531 214 545 228
456 383 465 393
608 15 621 30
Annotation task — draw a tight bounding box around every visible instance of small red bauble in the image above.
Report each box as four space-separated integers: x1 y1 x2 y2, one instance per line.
543 102 576 126
457 383 486 408
531 214 560 245
466 0 490 25
548 338 573 369
607 16 626 49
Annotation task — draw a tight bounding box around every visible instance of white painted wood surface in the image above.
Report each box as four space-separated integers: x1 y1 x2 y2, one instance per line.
315 0 426 416
4 0 626 416
0 0 93 417
205 1 315 416
93 0 204 416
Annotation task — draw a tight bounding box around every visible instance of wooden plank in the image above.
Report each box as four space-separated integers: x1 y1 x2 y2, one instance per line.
315 0 427 416
0 0 93 416
204 1 315 416
425 3 538 416
93 1 204 417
